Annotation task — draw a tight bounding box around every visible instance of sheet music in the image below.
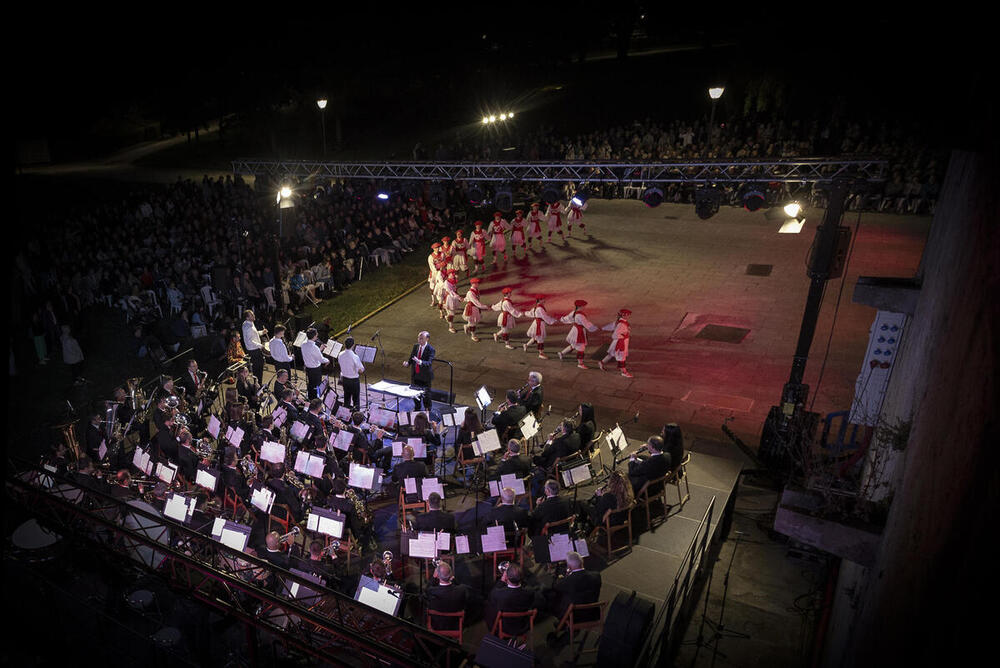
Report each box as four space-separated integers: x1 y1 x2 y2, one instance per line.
98 440 107 461
408 438 427 458
272 406 288 428
305 454 325 478
435 531 451 552
397 411 411 426
481 525 508 553
369 407 395 428
476 386 492 410
409 533 438 559
488 480 501 497
261 441 286 463
561 463 592 487
317 380 328 398
336 406 353 421
348 463 376 490
455 534 470 554
220 526 249 552
574 539 590 558
163 493 189 522
132 446 146 471
195 468 218 492
392 441 405 457
403 477 418 495
421 478 444 501
499 473 526 495
548 533 572 562
290 421 310 441
330 429 353 452
453 405 468 425
155 462 177 484
606 426 626 453
519 413 539 439
293 331 308 348
250 486 275 513
207 415 221 438
211 517 226 537
324 389 338 410
473 428 501 456
356 577 400 616
322 339 343 358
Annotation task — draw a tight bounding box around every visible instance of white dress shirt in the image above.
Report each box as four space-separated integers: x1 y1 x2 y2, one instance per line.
242 320 263 351
301 340 325 369
338 349 364 379
269 336 293 363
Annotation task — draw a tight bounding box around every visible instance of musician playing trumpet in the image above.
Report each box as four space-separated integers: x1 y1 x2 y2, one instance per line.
491 390 528 443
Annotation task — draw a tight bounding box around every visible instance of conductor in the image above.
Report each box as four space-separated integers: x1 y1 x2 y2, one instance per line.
403 330 435 411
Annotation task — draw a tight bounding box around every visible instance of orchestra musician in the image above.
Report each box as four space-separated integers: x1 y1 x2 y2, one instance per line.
531 419 582 499
397 411 442 470
403 330 435 411
236 365 262 410
301 327 328 400
491 390 528 442
581 469 634 533
176 428 200 482
661 423 685 474
85 409 105 462
295 540 338 587
304 398 327 440
337 337 364 410
456 411 485 465
227 332 249 369
628 435 670 496
576 403 597 453
393 445 429 503
241 309 267 384
268 324 294 374
529 479 574 536
277 389 301 428
220 446 250 501
547 551 602 622
412 492 456 533
495 439 531 478
427 561 475 631
483 487 529 535
177 359 202 398
517 371 544 418
485 563 543 637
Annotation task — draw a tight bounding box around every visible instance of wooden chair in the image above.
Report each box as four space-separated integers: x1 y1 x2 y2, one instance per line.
490 529 526 578
666 452 692 508
424 553 455 581
492 609 537 649
426 609 465 644
268 503 294 534
329 531 362 570
399 481 427 528
541 515 575 536
555 601 608 653
635 475 670 531
590 501 635 560
456 445 484 487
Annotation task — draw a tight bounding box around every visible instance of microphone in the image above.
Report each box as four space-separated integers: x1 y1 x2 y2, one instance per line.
370 329 381 341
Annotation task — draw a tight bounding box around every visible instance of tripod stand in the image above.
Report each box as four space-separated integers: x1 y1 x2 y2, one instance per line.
686 531 750 666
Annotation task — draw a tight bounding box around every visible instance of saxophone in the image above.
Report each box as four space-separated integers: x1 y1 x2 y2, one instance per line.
345 488 372 527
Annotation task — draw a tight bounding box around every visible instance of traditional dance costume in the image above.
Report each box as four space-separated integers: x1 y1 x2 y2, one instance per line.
522 297 556 358
427 244 443 306
509 211 527 257
566 199 587 236
527 203 544 248
545 201 565 242
443 272 463 333
600 309 633 377
487 213 509 265
462 278 488 341
558 300 598 369
470 223 488 273
491 287 523 349
451 232 468 274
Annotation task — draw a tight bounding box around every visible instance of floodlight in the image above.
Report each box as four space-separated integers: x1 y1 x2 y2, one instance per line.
482 116 489 124
740 184 766 211
709 87 725 100
641 186 664 208
694 185 722 219
316 98 328 110
783 202 802 218
376 192 389 201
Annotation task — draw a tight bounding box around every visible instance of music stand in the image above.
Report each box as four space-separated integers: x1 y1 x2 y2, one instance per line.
354 574 402 616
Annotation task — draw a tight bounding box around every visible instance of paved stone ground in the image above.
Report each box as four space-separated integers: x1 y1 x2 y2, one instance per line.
347 198 929 454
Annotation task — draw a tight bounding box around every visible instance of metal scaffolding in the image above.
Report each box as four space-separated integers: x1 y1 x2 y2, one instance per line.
230 158 888 184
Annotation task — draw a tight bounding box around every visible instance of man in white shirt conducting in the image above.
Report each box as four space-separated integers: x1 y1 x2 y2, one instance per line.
337 337 364 410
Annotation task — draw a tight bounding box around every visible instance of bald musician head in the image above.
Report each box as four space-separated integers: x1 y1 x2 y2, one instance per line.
434 561 454 583
500 487 516 505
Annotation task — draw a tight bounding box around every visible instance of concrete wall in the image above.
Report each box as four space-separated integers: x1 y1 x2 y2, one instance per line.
824 151 999 665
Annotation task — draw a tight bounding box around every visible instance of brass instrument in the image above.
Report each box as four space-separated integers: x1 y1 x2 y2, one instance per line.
498 560 511 575
278 526 300 544
284 469 305 491
240 455 258 484
345 488 373 529
321 540 341 556
55 422 81 463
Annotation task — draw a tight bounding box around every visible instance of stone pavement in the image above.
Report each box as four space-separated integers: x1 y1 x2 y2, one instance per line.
342 199 929 455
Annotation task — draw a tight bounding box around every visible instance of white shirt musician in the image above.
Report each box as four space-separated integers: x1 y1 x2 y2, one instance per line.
241 310 267 383
301 328 328 399
268 326 294 371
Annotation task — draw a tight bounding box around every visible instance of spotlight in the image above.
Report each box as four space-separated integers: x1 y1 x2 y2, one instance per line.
499 113 507 120
783 202 802 218
376 192 390 201
694 185 722 219
489 115 496 123
570 187 589 208
541 185 561 205
482 116 489 124
280 186 292 199
429 183 447 210
740 184 767 211
468 183 485 206
507 111 514 119
495 185 513 212
641 186 664 208
766 201 807 233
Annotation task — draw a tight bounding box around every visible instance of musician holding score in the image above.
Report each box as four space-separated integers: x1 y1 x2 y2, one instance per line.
241 310 267 384
337 337 364 410
301 328 328 399
268 325 294 374
403 330 435 411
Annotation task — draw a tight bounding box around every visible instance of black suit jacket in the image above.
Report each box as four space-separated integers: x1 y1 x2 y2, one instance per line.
427 582 473 614
629 452 671 494
534 432 581 470
552 569 602 620
412 509 456 533
486 583 542 634
84 423 104 460
496 455 531 478
408 343 435 384
221 466 249 500
178 372 199 398
484 503 529 534
529 495 575 535
492 405 528 440
518 386 543 416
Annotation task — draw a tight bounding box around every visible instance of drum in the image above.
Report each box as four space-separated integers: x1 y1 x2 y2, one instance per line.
10 519 65 563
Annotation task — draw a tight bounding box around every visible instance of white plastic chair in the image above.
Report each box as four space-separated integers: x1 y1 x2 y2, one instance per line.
263 286 276 312
200 285 222 318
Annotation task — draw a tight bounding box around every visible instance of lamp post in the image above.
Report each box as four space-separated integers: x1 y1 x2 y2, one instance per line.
275 186 294 310
708 87 724 146
316 98 328 158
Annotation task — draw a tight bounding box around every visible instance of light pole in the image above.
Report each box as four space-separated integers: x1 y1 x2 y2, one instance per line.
708 86 724 146
275 186 294 310
316 98 328 158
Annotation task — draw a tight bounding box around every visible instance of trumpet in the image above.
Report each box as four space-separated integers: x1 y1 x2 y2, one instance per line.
278 526 300 543
321 540 341 556
497 560 511 575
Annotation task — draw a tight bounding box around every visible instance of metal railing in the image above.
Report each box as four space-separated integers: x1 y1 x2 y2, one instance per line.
231 159 887 184
7 467 469 668
635 495 717 667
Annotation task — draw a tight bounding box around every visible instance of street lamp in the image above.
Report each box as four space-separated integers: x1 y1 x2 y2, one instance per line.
708 86 724 146
316 98 328 157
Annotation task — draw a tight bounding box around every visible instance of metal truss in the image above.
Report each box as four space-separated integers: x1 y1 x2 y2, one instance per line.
231 158 887 184
7 469 468 668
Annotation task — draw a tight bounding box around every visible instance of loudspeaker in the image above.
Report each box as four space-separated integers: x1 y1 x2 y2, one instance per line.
475 633 533 668
596 591 655 667
212 266 232 293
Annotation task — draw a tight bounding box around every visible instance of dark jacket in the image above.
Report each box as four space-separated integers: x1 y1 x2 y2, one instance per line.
407 343 435 384
529 495 575 535
552 569 602 620
412 509 456 533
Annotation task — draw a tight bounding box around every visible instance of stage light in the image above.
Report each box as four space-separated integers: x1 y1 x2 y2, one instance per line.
482 116 489 124
495 184 513 212
316 98 328 110
641 186 664 208
280 186 292 199
570 187 589 208
694 185 722 219
508 111 514 119
429 183 447 210
541 185 561 204
489 115 496 123
740 184 766 211
766 200 807 233
376 192 389 201
499 113 507 120
468 183 485 205
709 86 725 100
783 202 802 218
